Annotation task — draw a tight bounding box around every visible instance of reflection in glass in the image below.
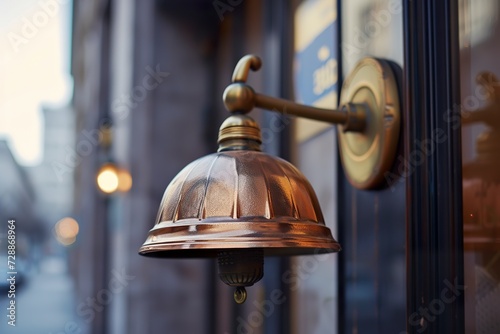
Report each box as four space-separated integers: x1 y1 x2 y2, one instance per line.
460 1 500 331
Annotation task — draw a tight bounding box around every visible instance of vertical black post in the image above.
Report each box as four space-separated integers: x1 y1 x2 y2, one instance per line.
96 4 112 333
336 1 345 333
404 1 465 333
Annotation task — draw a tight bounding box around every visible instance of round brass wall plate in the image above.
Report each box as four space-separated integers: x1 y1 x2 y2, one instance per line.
338 58 400 189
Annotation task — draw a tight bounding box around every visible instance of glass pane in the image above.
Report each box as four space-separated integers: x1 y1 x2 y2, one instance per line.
293 0 405 333
341 0 403 74
459 0 500 332
340 0 406 333
293 1 339 332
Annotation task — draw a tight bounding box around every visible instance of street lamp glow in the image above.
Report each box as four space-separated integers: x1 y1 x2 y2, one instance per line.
55 217 80 246
117 168 133 192
97 164 120 193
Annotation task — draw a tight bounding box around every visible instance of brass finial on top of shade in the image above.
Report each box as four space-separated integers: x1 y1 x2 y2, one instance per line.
217 114 262 152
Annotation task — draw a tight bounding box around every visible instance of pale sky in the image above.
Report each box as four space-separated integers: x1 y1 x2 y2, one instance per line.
0 0 73 165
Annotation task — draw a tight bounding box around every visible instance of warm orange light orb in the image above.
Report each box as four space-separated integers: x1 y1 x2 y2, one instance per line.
117 168 133 192
55 217 80 246
96 163 132 194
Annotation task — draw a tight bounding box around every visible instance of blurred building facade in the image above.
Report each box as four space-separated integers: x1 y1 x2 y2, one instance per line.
27 104 75 242
0 140 37 227
0 139 44 263
70 1 296 333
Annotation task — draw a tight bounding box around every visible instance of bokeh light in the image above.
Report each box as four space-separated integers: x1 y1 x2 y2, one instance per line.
55 217 79 246
96 163 132 194
117 168 133 192
97 164 120 193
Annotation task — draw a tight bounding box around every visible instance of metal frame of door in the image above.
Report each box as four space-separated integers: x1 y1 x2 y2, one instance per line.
337 0 465 333
404 1 465 333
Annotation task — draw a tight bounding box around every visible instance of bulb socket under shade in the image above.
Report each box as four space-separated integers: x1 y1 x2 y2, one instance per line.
218 248 264 303
217 248 264 286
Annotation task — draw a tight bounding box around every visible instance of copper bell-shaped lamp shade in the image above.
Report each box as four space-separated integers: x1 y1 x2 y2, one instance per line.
139 113 341 303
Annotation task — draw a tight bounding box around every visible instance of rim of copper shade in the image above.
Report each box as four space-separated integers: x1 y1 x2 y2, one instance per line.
139 218 341 258
139 150 341 258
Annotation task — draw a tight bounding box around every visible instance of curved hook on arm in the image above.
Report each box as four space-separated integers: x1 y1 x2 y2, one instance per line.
231 55 262 83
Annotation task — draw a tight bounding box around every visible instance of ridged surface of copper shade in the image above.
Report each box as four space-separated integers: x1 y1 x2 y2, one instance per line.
139 150 340 257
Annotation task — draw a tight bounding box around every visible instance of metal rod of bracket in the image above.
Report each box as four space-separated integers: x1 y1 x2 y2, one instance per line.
254 93 348 124
223 54 367 132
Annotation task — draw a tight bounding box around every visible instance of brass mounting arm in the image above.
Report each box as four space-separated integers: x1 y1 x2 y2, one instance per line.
222 54 401 190
223 55 366 132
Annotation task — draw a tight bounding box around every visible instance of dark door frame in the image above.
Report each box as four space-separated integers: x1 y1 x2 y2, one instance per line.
404 1 465 333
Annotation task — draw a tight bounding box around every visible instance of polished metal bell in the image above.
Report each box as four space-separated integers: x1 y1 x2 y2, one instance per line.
139 114 340 303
